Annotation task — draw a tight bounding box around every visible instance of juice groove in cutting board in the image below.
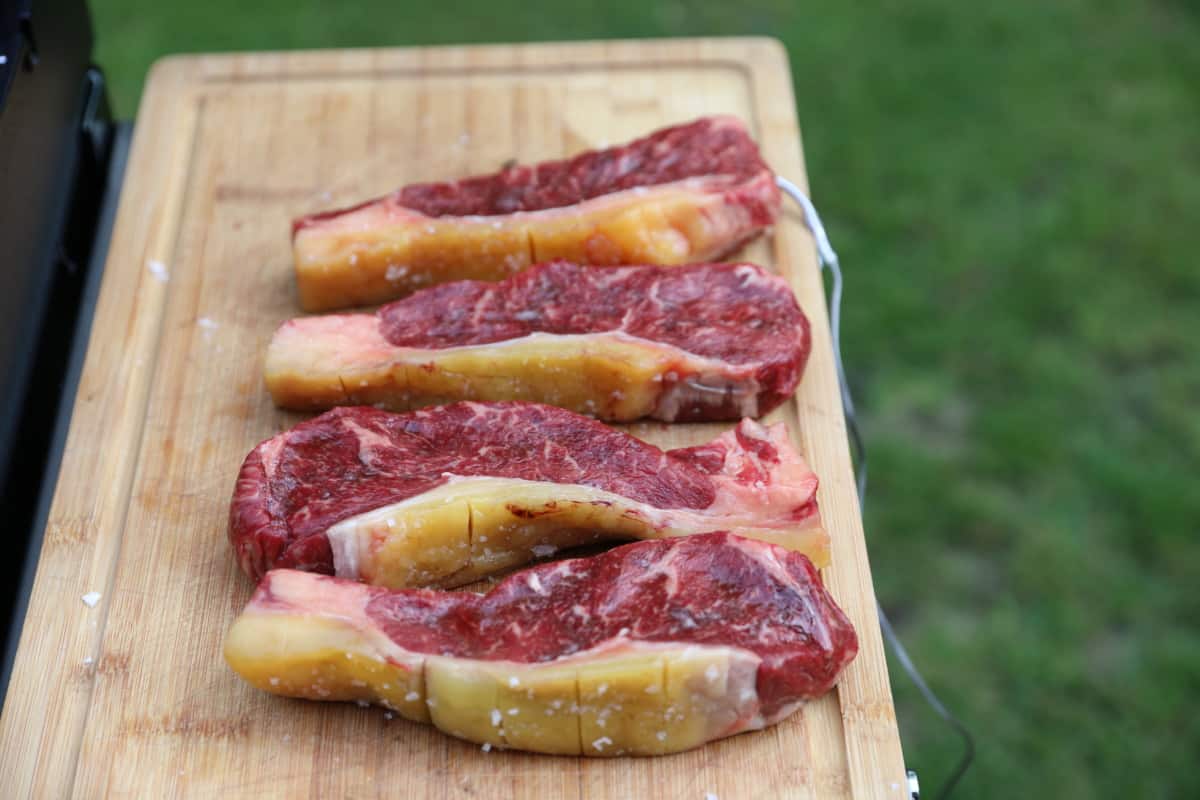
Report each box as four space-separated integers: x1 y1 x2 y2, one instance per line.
0 39 907 799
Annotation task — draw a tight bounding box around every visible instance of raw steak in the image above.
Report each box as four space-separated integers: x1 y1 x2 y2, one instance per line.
229 402 827 588
266 261 810 423
224 532 858 756
291 116 780 311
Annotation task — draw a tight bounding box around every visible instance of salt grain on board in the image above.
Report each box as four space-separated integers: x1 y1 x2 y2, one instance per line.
146 260 169 282
81 592 101 607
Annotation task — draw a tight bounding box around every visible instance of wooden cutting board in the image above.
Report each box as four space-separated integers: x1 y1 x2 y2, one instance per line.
0 38 907 798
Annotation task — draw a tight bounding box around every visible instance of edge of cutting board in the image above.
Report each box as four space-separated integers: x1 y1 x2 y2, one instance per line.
0 38 907 799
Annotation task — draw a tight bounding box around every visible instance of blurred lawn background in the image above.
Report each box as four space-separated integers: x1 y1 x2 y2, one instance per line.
92 1 1199 797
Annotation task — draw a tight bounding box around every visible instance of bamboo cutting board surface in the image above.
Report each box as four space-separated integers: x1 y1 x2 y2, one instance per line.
0 39 907 798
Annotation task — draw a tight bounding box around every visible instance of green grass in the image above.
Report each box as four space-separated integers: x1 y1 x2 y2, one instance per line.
93 1 1200 796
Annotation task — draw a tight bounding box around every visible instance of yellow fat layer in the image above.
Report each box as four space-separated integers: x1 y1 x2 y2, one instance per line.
224 609 761 756
293 188 736 311
265 332 673 422
327 477 831 589
329 479 669 589
224 614 430 723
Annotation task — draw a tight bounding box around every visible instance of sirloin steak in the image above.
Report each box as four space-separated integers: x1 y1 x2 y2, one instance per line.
291 116 780 311
229 402 827 589
266 261 811 423
224 532 858 756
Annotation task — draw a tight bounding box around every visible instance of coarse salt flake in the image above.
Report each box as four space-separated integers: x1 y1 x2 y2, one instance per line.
81 592 101 607
592 736 613 751
405 691 420 702
481 742 492 752
490 709 503 726
147 260 169 282
508 676 520 688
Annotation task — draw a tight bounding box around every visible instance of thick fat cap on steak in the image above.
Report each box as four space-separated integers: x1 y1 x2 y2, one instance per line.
294 115 776 231
240 532 859 720
379 260 809 371
229 402 821 581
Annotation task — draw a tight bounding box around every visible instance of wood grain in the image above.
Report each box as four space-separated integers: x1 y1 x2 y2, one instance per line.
0 39 908 798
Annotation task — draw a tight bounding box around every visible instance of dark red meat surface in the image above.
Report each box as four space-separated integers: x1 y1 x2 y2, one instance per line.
379 261 810 376
396 117 769 218
231 403 756 578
